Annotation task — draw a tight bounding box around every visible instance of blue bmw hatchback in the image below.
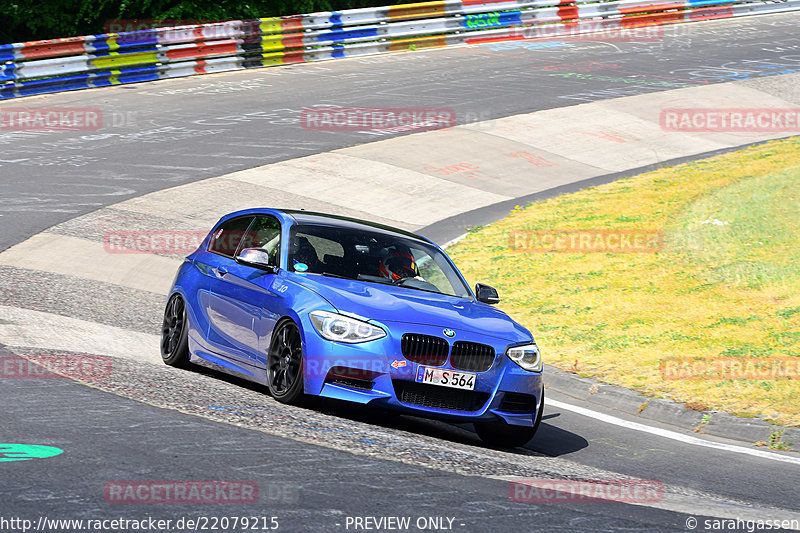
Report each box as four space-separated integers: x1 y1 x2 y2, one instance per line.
161 208 544 447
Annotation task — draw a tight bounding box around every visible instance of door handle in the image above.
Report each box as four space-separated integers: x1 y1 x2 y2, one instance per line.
216 266 228 277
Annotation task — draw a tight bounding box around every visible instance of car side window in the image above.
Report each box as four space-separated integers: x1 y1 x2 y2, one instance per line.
289 231 345 273
207 216 254 258
240 216 282 263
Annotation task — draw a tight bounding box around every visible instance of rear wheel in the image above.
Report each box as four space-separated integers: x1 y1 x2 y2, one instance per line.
161 294 190 367
267 321 305 404
474 390 544 448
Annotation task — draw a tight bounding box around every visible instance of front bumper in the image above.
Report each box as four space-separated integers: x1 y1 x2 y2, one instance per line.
299 319 543 426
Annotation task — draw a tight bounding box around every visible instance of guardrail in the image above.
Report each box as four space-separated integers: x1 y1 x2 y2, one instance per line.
2 0 799 99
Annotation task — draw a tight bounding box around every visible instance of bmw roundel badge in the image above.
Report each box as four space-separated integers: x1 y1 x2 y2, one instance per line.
443 328 455 338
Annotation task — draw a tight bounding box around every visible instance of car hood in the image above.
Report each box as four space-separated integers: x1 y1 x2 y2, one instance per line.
289 273 532 343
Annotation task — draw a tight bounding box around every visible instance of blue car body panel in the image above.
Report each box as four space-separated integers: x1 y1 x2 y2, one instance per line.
167 208 543 426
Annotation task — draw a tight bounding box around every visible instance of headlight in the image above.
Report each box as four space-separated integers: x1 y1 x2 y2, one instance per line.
506 343 542 372
309 310 386 344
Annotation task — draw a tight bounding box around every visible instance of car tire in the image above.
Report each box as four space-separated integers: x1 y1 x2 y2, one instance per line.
161 294 190 368
267 320 305 404
474 390 544 448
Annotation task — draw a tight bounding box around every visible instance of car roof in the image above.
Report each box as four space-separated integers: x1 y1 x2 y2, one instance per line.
281 209 433 244
215 208 435 245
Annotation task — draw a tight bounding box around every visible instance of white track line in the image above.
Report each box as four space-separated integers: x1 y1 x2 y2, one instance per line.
548 398 800 465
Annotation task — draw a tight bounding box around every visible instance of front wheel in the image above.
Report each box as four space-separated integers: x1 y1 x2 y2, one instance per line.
474 391 544 448
266 320 305 404
161 294 190 367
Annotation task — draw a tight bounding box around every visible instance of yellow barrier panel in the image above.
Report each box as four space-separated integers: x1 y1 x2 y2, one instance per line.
388 1 447 20
91 51 159 70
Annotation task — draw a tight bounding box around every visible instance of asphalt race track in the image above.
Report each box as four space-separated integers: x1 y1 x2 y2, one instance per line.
2 13 800 533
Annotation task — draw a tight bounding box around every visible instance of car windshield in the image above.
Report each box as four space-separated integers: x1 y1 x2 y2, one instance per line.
288 224 471 298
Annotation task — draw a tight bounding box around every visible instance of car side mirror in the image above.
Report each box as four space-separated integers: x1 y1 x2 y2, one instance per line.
236 248 277 273
475 283 500 304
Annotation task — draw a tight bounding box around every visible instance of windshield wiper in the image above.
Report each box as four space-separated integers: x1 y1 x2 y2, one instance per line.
359 275 451 297
319 272 352 279
394 279 446 296
357 274 392 284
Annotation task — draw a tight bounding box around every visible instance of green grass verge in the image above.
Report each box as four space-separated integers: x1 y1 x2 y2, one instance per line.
448 137 800 427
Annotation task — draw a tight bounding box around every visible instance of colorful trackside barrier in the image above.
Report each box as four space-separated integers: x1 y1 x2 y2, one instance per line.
1 0 799 99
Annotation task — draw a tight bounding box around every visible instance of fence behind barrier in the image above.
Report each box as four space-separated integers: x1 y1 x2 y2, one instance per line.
2 0 799 99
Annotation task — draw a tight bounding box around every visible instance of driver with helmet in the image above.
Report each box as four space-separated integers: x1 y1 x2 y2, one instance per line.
378 245 419 282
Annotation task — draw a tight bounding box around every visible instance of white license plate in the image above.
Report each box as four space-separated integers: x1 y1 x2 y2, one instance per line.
415 366 476 391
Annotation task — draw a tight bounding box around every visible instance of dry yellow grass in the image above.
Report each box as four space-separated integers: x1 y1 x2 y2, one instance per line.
449 137 800 427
